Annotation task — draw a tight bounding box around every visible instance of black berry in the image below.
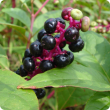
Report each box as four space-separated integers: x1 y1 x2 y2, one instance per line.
24 49 32 58
54 54 70 68
61 7 73 21
33 89 46 99
41 35 56 50
15 69 20 75
64 27 79 42
37 29 47 42
39 60 54 72
44 18 57 34
20 65 28 77
56 18 66 28
69 37 84 52
23 57 35 72
54 34 66 48
30 40 43 57
66 51 74 64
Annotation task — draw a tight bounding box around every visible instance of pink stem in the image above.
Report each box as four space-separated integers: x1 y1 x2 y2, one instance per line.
47 90 55 99
34 0 50 18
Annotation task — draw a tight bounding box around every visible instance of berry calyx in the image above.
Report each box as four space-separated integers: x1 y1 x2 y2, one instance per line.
61 7 73 21
54 54 70 68
39 60 54 72
33 89 46 99
69 37 84 52
30 40 43 57
23 57 35 72
41 35 56 50
44 18 57 34
64 27 79 42
20 65 28 77
37 29 47 42
70 9 83 20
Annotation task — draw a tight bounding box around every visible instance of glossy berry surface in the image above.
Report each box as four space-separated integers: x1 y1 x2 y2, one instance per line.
54 54 70 68
15 69 20 75
24 49 32 58
54 34 66 48
56 18 66 28
69 37 84 52
37 29 47 41
33 89 46 99
61 7 73 21
39 60 54 72
20 65 28 77
66 51 74 64
23 57 35 72
64 27 79 42
30 40 43 57
44 18 57 34
41 35 56 50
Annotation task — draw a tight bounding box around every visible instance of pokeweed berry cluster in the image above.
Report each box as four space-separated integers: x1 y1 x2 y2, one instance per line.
15 7 90 99
90 18 110 34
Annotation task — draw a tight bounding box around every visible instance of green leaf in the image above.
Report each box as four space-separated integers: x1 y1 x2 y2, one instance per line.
99 0 106 4
84 92 110 110
0 20 26 35
0 46 9 69
0 69 38 110
68 31 110 80
101 11 110 14
55 87 95 110
18 31 110 91
2 8 30 28
18 64 110 91
20 0 29 3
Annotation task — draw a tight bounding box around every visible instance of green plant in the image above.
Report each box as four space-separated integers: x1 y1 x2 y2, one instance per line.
0 0 110 110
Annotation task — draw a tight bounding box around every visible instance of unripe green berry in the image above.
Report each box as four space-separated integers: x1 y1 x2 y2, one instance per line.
90 21 98 27
107 17 110 22
102 20 108 26
107 29 110 34
90 27 97 32
54 0 59 5
102 29 106 34
96 19 102 23
70 9 83 20
81 16 90 32
97 26 103 33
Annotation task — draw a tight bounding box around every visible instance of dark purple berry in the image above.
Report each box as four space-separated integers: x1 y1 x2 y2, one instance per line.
24 49 32 58
69 37 84 52
37 29 47 42
64 27 79 42
53 54 70 68
56 18 66 28
15 69 20 75
45 87 53 89
30 40 43 57
23 57 35 72
20 65 28 77
39 60 54 72
61 7 73 21
54 34 66 48
33 89 46 99
44 18 57 34
66 51 74 64
41 35 56 50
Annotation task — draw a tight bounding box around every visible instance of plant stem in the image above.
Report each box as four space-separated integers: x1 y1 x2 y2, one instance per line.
34 0 50 18
97 0 102 19
26 14 35 49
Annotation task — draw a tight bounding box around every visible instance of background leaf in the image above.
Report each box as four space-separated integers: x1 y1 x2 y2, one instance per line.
84 92 110 110
55 87 95 110
2 8 30 29
0 69 38 110
0 46 9 69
